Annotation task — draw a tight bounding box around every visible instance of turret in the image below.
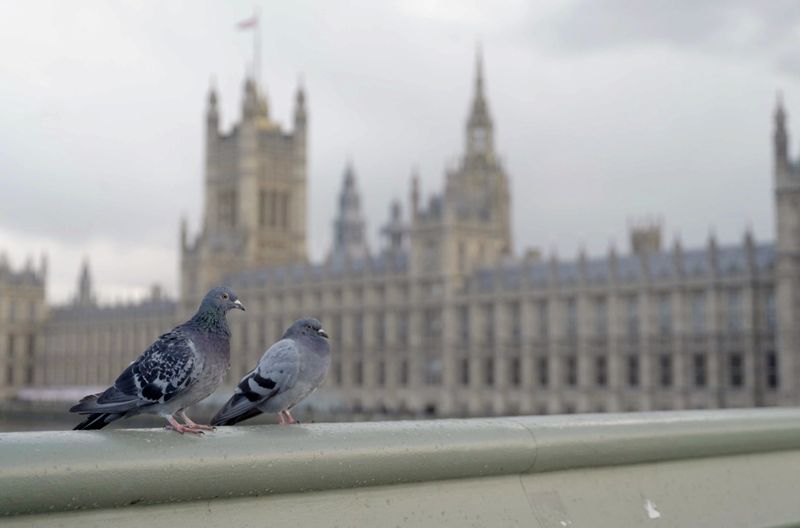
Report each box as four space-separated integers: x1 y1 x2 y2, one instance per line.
381 199 406 255
294 79 307 133
672 235 684 276
184 67 310 309
744 226 756 273
608 242 619 281
707 231 719 275
293 79 308 165
775 92 788 172
578 246 588 285
180 216 188 250
206 80 219 136
465 45 494 159
329 161 369 263
205 80 220 180
629 217 662 256
242 77 259 120
410 169 420 219
76 258 95 307
772 93 800 403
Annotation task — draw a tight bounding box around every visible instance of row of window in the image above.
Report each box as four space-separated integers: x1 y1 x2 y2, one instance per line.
460 290 775 342
333 359 410 387
217 188 294 229
235 313 411 351
329 352 780 391
47 326 167 354
246 294 774 348
245 284 412 312
233 291 777 353
236 288 776 345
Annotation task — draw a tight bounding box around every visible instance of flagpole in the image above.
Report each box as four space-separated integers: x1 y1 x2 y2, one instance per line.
236 9 261 83
254 6 261 84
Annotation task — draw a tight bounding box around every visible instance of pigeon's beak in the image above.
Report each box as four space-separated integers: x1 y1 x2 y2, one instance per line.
317 328 329 339
233 299 246 311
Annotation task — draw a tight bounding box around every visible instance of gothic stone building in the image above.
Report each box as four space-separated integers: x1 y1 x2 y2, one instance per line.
20 53 800 417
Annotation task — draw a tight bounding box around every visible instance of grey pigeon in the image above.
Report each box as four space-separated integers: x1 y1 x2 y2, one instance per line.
211 317 330 426
70 286 245 434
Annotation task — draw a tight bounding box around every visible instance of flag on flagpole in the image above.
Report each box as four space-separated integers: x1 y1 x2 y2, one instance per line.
237 9 261 81
237 14 258 30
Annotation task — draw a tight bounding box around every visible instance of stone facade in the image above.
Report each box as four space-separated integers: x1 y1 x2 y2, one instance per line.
16 51 800 417
40 264 177 390
0 255 46 398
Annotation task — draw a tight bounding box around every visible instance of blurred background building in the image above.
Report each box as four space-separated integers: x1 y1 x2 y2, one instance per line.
3 50 799 421
0 255 46 400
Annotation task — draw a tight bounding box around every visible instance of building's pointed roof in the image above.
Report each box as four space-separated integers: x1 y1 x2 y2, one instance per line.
296 75 306 106
208 76 218 106
776 90 786 123
468 44 492 130
294 80 308 128
330 162 369 263
77 257 95 306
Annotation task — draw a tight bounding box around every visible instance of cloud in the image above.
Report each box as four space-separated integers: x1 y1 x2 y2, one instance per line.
0 0 788 304
540 0 800 75
0 226 176 305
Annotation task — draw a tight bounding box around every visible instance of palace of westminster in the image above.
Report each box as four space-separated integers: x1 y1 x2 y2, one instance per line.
2 51 800 418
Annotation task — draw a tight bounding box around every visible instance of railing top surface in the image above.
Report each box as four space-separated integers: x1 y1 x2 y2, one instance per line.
2 408 800 517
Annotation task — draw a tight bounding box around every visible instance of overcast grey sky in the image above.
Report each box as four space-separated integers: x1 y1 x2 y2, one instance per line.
1 0 799 303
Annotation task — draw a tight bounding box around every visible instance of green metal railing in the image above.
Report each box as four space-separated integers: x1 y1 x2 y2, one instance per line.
2 409 800 527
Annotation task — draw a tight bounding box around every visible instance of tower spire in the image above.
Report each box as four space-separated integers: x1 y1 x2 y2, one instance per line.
475 43 484 100
76 258 95 307
775 90 789 168
294 75 307 132
207 76 219 130
330 161 369 263
465 45 494 158
410 167 420 219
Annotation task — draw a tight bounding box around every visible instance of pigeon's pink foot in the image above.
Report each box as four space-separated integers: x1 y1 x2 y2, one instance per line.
279 411 300 425
165 424 204 435
166 415 204 435
189 423 215 431
178 411 216 431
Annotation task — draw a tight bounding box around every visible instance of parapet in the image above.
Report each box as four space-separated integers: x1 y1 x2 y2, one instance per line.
2 409 800 526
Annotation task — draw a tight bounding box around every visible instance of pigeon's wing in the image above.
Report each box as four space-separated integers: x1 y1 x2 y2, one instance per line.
211 339 300 426
71 329 203 414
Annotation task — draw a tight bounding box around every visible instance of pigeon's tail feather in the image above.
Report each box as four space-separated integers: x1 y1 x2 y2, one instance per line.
70 392 140 430
69 393 102 413
73 412 125 430
211 405 264 427
70 391 139 414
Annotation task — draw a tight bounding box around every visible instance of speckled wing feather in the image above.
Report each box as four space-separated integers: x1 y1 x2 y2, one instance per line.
211 339 299 426
71 329 203 414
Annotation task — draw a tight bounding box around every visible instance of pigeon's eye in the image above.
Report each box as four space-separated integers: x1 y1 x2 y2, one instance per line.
221 293 229 300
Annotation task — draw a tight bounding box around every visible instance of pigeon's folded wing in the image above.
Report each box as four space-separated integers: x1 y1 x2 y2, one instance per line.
72 329 202 414
211 339 300 425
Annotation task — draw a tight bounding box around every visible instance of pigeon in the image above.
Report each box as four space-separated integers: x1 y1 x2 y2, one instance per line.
211 317 330 426
70 286 245 434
